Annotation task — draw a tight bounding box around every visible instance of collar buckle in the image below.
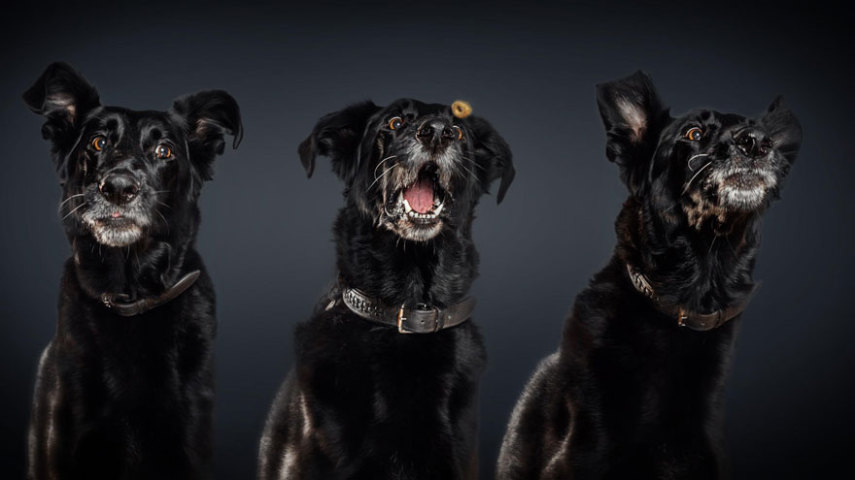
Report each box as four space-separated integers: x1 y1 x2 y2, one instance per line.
396 305 411 334
101 293 113 309
397 303 441 334
677 309 688 327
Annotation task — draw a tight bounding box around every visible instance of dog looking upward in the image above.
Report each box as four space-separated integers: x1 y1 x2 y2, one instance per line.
497 72 801 479
258 99 514 480
24 62 242 480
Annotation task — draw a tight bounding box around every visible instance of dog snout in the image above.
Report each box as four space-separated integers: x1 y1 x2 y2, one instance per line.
733 128 771 158
99 171 140 205
416 119 455 148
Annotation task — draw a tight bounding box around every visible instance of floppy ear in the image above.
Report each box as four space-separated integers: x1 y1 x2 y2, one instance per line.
171 90 243 180
297 101 380 182
596 70 668 193
761 96 802 164
467 115 515 204
23 62 101 154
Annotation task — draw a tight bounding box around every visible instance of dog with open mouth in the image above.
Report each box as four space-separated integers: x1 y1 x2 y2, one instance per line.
497 71 801 479
257 99 514 479
24 63 241 479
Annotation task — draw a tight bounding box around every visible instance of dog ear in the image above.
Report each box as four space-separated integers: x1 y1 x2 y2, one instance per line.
23 62 101 153
596 71 668 193
467 115 515 204
298 101 380 182
761 96 802 165
171 90 243 181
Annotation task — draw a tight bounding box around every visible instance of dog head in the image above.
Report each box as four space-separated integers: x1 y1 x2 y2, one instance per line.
299 99 514 242
24 62 242 247
597 71 801 231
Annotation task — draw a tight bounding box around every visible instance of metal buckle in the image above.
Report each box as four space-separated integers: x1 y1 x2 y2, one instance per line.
397 305 411 334
397 304 440 334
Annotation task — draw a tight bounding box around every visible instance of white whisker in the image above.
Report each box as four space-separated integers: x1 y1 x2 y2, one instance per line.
461 156 485 171
682 162 713 194
57 193 85 211
61 203 86 221
373 156 398 178
687 153 709 172
155 209 170 235
458 162 479 181
368 163 398 192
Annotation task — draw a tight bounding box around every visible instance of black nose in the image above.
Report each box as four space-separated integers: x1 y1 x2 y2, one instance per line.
734 128 771 158
99 172 140 205
416 119 455 148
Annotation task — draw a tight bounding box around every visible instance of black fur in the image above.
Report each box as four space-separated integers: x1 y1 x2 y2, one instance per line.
258 99 514 479
497 71 801 479
24 62 241 480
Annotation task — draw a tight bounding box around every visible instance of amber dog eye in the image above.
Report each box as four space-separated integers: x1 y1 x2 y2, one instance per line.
155 144 173 160
685 127 704 141
91 136 107 151
388 117 403 130
453 125 464 141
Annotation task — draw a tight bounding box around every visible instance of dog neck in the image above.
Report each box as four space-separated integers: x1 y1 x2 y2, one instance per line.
333 204 478 308
69 230 195 303
615 196 759 315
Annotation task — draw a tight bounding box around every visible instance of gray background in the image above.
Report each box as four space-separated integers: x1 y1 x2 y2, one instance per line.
1 1 852 478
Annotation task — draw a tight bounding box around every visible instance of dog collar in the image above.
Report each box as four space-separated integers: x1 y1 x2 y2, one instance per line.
625 263 755 331
340 287 476 334
100 270 201 317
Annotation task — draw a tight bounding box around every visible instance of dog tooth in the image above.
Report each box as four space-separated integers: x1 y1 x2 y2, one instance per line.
403 199 412 212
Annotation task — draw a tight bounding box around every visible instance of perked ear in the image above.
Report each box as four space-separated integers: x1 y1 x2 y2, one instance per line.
171 90 243 180
467 115 515 204
297 101 380 183
761 96 802 165
23 62 101 152
596 70 668 193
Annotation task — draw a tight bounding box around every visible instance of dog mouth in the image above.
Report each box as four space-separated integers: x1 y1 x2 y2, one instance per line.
382 162 449 241
710 166 777 211
95 211 138 229
399 165 446 222
683 160 778 229
79 201 152 247
89 214 146 247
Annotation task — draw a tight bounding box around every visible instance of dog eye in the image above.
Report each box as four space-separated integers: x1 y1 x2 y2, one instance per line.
685 127 704 141
91 136 107 151
453 125 464 141
155 144 173 160
388 117 404 130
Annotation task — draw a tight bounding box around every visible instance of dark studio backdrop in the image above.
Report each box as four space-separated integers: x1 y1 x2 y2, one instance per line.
1 1 852 478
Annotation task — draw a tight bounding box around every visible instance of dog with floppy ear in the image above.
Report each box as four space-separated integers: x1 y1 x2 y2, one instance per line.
497 71 801 479
258 99 514 480
23 62 242 480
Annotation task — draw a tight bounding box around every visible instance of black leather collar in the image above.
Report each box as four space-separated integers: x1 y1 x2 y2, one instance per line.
626 263 755 331
100 270 201 317
340 287 476 334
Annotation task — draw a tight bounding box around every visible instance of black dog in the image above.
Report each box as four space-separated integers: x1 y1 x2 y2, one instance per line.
24 63 241 479
258 99 514 479
497 72 801 479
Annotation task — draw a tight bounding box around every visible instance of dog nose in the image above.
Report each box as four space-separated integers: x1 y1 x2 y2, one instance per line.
416 120 455 148
99 172 140 205
734 128 771 158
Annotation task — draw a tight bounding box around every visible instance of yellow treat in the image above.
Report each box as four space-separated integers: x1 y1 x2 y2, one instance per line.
451 100 472 119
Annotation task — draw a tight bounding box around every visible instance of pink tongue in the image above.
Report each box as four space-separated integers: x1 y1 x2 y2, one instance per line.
403 178 435 214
